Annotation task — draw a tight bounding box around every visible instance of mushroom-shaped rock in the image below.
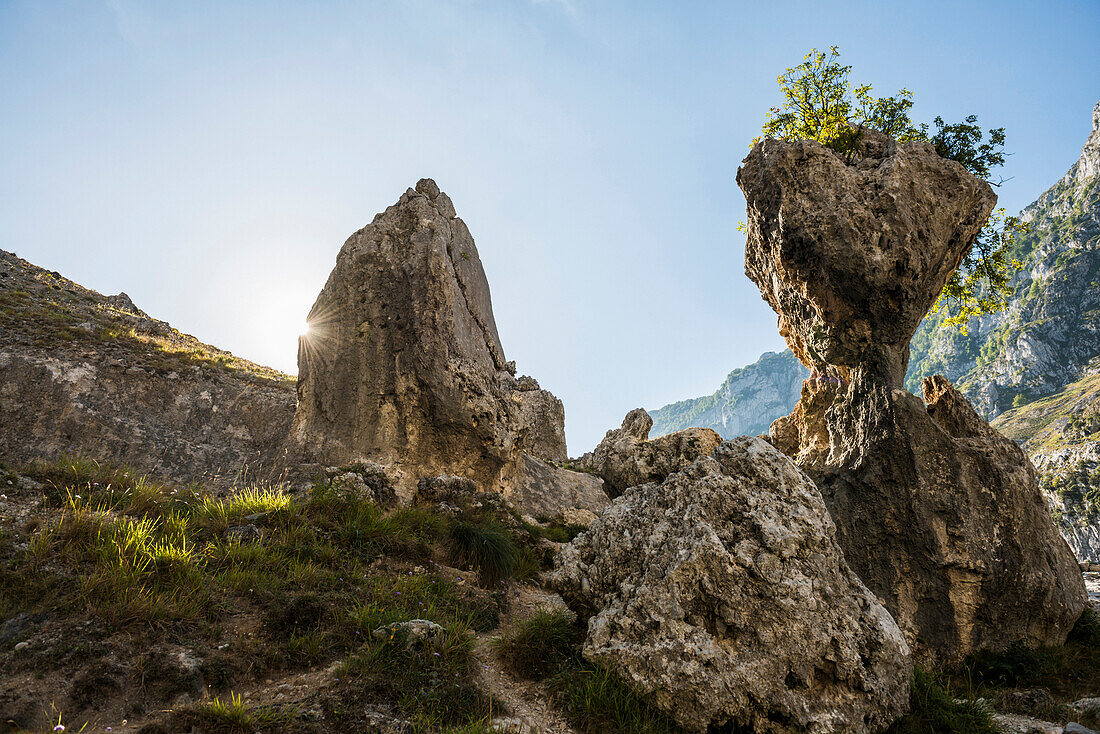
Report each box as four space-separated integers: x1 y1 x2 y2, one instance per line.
576 408 722 495
740 137 1087 663
552 437 912 733
287 179 568 497
739 132 996 386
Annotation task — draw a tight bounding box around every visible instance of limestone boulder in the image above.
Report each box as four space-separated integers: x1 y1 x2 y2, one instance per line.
288 179 567 497
507 454 609 523
552 437 911 733
739 132 996 385
740 136 1087 663
576 408 721 495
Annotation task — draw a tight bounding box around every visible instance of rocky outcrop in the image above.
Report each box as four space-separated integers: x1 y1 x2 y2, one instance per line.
552 438 911 733
0 250 296 486
575 408 722 495
651 350 808 440
741 131 996 386
288 179 569 497
741 134 1087 663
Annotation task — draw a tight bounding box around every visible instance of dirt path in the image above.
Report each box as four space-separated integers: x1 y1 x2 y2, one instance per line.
473 584 579 734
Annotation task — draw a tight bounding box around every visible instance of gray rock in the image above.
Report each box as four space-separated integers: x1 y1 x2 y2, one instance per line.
740 131 996 386
287 179 567 497
742 134 1087 663
225 524 262 542
505 453 608 522
372 619 445 649
576 408 722 495
1066 724 1098 734
552 437 911 733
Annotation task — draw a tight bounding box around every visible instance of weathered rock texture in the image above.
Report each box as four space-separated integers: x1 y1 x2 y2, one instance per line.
288 179 570 498
553 438 911 733
742 132 996 387
741 134 1087 663
508 454 609 523
0 250 296 485
576 408 721 495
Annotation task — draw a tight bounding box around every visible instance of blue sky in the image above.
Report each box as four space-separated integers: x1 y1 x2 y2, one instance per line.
2 0 1098 452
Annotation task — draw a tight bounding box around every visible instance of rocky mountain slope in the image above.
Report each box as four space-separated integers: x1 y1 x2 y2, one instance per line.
649 349 806 438
0 250 297 486
905 100 1100 416
906 101 1100 561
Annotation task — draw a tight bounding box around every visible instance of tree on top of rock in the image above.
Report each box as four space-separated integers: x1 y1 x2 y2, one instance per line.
753 46 1028 330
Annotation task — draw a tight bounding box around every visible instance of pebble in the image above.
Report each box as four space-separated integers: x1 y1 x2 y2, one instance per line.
13 641 28 652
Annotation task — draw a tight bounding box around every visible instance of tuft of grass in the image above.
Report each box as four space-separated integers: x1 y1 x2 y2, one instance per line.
549 664 683 734
498 608 582 680
339 616 495 730
886 668 998 734
187 692 300 733
449 519 516 587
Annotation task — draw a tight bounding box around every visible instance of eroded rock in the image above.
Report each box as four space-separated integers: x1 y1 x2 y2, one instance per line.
288 179 567 497
576 408 721 495
741 135 1087 663
552 438 911 733
740 132 996 386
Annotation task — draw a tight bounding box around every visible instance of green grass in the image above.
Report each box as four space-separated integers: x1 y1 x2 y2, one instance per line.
336 616 497 731
498 608 582 680
2 455 566 730
886 668 998 734
549 665 684 734
182 692 300 733
449 518 517 587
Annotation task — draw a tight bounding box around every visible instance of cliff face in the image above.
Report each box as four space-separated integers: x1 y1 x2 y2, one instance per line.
0 250 297 485
649 350 807 439
288 179 572 498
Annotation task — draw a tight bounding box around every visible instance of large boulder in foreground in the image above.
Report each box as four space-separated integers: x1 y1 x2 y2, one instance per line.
741 135 1087 663
288 179 568 497
576 408 721 495
552 438 911 733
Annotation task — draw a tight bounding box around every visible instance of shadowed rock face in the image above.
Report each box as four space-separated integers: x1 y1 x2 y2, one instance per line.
742 136 1087 663
288 179 567 495
553 438 912 733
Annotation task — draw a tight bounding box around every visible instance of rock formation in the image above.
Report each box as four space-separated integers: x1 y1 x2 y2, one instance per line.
553 438 912 733
0 250 296 486
740 133 1087 662
576 408 722 495
288 179 591 507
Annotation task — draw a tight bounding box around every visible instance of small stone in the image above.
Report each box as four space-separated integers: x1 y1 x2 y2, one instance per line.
225 524 261 542
13 641 28 652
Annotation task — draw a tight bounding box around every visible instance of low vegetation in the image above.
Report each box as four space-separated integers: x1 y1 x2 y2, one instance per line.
4 455 1099 733
0 456 542 731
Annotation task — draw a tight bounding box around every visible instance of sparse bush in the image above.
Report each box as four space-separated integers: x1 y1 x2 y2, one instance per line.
449 518 517 587
498 608 582 679
886 668 998 734
549 664 683 734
